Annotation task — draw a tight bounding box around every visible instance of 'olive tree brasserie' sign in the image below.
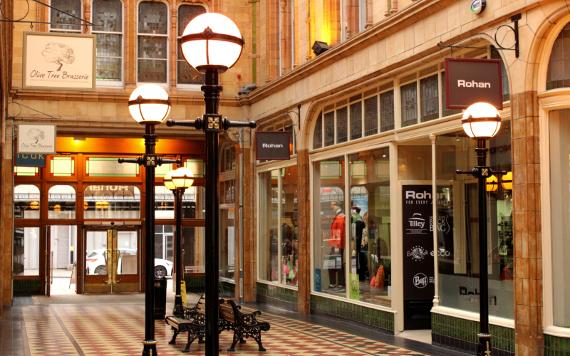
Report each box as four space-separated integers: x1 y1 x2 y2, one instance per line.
23 32 95 90
444 58 503 110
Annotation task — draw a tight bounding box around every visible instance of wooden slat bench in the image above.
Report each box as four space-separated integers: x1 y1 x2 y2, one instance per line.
219 299 271 352
165 295 205 352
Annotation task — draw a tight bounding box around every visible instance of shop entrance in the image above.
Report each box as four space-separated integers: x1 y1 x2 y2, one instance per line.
83 224 141 294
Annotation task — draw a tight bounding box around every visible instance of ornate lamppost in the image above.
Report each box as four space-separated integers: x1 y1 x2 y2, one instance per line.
164 167 194 316
122 83 172 356
167 13 255 355
457 102 502 356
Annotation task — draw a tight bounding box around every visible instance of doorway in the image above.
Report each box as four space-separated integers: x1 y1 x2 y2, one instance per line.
83 225 141 293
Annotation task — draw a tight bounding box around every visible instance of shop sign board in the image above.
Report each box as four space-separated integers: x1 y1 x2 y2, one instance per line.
255 132 290 160
445 58 503 110
23 32 95 90
15 152 46 167
17 124 56 154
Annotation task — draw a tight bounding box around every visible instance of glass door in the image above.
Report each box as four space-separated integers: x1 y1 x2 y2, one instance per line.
46 225 78 296
84 225 140 293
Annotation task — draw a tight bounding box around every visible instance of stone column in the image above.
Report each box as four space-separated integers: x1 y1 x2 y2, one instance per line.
1 119 14 308
511 91 543 356
297 148 310 314
242 138 257 302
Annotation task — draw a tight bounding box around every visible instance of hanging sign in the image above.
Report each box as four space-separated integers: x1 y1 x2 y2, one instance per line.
445 58 503 110
17 124 56 154
23 32 95 90
15 153 46 167
255 132 291 160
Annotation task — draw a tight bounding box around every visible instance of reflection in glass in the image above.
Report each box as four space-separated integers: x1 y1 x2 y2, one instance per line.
348 148 391 306
155 185 174 219
313 157 346 296
14 184 40 219
259 171 279 282
84 185 140 219
183 226 205 273
177 4 206 85
48 185 76 219
281 167 299 286
93 0 122 82
401 82 417 127
50 0 81 31
13 227 40 276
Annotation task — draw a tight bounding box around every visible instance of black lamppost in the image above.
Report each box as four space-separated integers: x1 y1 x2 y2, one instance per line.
164 167 194 316
167 13 256 356
458 102 502 356
124 83 172 356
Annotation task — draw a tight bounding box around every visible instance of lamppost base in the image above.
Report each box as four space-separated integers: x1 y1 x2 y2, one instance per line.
477 333 492 356
173 295 184 317
142 340 158 356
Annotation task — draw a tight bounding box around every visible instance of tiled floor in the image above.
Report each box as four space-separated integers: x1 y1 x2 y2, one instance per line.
2 293 470 356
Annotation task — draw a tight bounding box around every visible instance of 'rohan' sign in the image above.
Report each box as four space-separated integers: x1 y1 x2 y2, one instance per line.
255 132 291 160
444 58 503 110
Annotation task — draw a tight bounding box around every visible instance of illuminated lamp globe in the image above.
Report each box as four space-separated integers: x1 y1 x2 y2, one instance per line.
501 171 513 190
171 167 194 189
461 102 501 139
486 175 499 192
164 171 176 191
128 84 171 124
180 13 244 72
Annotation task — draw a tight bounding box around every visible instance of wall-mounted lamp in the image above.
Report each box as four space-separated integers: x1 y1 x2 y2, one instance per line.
312 41 330 56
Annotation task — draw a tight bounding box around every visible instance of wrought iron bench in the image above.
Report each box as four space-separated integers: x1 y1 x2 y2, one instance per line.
219 299 270 352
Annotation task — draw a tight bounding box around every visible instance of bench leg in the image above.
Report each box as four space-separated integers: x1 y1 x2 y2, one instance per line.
169 327 179 345
228 332 240 352
254 332 266 352
183 333 198 353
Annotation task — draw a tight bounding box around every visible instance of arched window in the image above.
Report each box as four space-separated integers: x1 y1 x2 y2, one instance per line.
92 0 123 84
14 184 40 219
48 185 76 219
84 185 140 219
547 22 570 90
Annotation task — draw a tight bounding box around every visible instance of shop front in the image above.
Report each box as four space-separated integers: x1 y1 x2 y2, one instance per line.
12 136 207 296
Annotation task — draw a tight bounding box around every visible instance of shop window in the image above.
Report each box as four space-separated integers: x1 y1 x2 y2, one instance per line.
348 148 391 306
155 225 173 262
155 163 174 178
50 156 74 177
13 227 40 276
183 186 204 219
14 166 38 177
50 0 81 32
177 4 206 85
420 74 439 122
364 96 378 136
258 167 299 286
350 98 363 140
92 0 123 84
313 114 323 149
84 185 140 219
14 184 40 219
380 90 394 131
48 185 76 219
183 226 205 273
220 207 235 282
549 109 570 327
155 185 174 219
313 156 346 297
86 157 139 177
184 159 204 178
547 22 570 90
400 82 418 127
258 170 279 282
137 1 168 83
435 125 513 319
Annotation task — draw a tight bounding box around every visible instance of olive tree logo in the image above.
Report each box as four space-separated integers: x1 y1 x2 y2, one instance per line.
41 42 75 71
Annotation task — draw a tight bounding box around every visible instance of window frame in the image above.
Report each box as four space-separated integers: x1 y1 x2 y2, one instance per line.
49 0 83 33
136 0 169 84
176 3 206 89
91 0 124 87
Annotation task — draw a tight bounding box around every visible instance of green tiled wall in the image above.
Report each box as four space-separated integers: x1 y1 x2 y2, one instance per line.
256 283 298 310
14 279 42 296
310 294 394 333
432 312 514 355
545 334 570 355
